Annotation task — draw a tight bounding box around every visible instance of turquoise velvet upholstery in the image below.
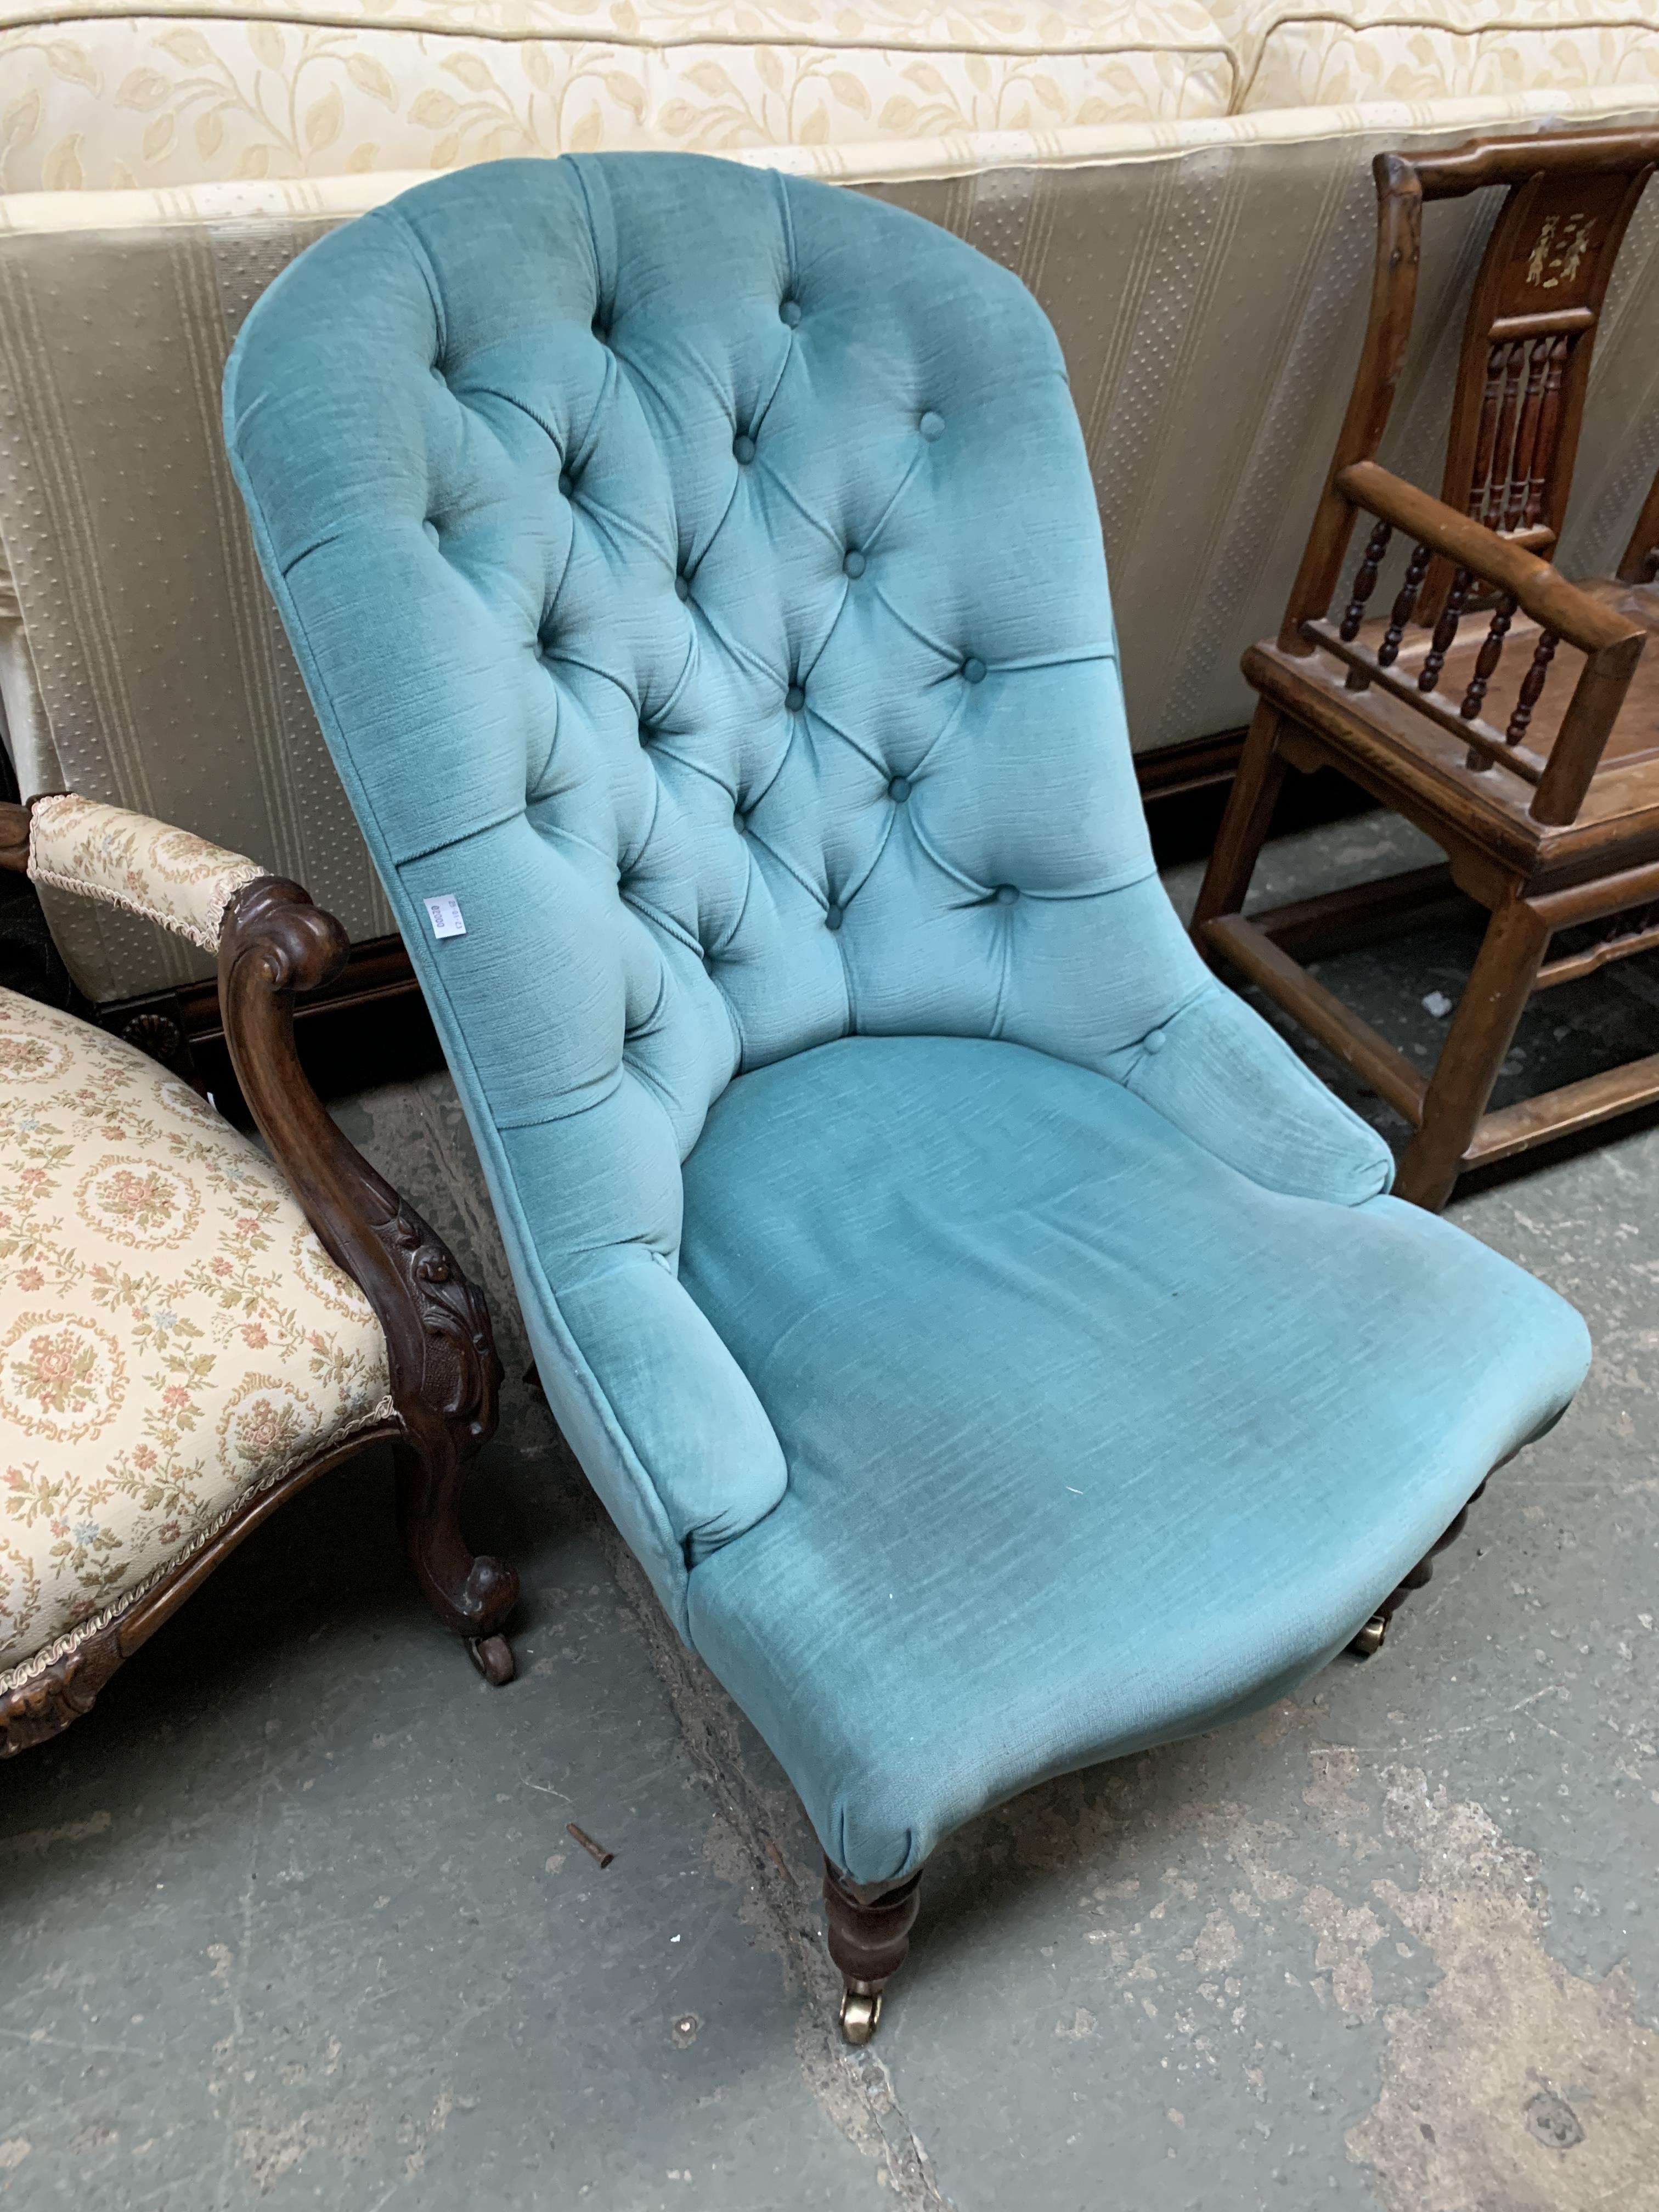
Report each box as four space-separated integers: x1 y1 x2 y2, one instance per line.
680 1035 1586 1880
224 153 1589 1884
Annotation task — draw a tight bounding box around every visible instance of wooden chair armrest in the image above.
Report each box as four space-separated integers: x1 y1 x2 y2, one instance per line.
0 799 27 874
1334 462 1639 656
1313 461 1646 825
216 875 504 1494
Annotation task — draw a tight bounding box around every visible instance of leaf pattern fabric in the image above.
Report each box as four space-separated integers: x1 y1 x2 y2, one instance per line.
1207 0 1659 112
0 988 390 1687
0 0 1238 190
3 0 1653 191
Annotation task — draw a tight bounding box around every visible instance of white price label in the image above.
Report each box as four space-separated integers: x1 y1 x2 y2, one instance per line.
424 894 466 941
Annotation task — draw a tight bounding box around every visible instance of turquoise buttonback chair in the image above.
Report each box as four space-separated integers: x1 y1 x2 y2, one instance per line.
225 155 1590 2043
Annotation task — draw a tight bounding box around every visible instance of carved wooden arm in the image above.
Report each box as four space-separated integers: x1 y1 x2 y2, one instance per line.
217 876 511 1641
0 791 516 1662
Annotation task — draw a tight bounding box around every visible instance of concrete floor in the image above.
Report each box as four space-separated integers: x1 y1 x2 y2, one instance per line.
3 811 1657 2211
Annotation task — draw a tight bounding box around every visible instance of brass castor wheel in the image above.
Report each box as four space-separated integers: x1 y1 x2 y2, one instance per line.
838 1984 883 2045
468 1632 516 1685
1348 1613 1388 1659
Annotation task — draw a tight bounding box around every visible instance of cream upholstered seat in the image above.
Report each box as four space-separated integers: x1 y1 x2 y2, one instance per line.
0 985 390 1683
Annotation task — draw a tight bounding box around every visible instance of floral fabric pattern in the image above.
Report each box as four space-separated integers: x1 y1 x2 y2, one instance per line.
1211 0 1659 111
28 793 266 952
0 0 1237 190
0 988 391 1680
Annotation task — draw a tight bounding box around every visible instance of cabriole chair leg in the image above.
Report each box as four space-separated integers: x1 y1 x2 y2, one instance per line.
394 1436 519 1684
822 1857 924 2044
217 874 521 1687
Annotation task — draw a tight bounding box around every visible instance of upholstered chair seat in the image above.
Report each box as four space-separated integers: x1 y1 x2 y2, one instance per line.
0 987 390 1686
679 1030 1581 1882
224 152 1590 2038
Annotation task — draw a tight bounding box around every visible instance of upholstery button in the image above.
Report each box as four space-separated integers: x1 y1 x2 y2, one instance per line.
1143 1028 1167 1054
591 321 610 347
785 684 805 712
734 806 747 832
995 884 1019 905
842 549 866 578
963 657 986 684
674 573 690 601
779 298 803 327
888 775 911 802
733 433 757 465
558 471 573 498
824 903 844 932
919 410 945 441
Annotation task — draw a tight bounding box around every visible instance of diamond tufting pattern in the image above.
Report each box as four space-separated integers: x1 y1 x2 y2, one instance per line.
224 154 1400 1625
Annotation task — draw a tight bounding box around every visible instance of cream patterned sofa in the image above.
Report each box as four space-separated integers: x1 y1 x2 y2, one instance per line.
1 0 1658 1013
0 0 1240 183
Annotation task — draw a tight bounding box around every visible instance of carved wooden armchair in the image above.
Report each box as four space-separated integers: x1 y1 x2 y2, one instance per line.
1194 127 1659 1209
0 793 516 1755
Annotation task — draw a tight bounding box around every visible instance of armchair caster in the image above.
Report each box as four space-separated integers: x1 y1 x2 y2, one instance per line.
1347 1474 1492 1660
469 1633 516 1686
838 1983 883 2045
822 1857 923 2046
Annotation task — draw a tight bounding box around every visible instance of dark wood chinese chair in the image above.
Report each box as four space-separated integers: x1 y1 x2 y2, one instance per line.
1194 127 1659 1210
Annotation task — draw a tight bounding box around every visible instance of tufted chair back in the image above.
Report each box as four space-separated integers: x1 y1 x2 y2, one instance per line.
226 155 1388 1624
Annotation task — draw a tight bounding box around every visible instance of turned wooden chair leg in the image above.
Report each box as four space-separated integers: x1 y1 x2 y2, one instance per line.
394 1434 520 1684
822 1857 924 2044
1349 1476 1487 1655
1192 701 1290 936
1395 894 1551 1210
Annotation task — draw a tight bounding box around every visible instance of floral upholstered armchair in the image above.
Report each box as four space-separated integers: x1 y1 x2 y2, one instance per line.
0 793 517 1755
224 153 1591 2043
